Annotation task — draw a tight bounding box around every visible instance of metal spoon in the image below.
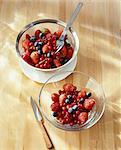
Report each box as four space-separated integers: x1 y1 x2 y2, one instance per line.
55 2 83 54
39 2 83 65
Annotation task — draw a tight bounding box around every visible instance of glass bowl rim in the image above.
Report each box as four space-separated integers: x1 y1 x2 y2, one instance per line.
16 18 79 72
38 71 106 131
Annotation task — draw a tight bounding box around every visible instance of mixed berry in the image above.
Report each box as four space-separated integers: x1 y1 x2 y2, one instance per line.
21 28 74 69
50 83 96 126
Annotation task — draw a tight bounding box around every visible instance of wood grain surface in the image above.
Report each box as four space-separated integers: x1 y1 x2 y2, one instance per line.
0 0 121 150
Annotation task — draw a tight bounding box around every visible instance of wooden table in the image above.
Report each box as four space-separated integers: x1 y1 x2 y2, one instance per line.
0 0 121 150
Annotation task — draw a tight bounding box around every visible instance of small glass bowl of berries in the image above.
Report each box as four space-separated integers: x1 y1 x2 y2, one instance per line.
39 71 106 131
16 19 79 82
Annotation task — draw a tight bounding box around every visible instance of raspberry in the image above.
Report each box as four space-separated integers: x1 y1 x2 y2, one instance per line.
51 93 59 102
51 102 60 112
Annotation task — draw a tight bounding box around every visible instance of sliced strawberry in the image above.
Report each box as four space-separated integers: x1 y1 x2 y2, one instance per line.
35 30 41 38
30 51 39 64
42 44 50 53
63 83 76 92
66 47 73 59
53 59 61 67
59 94 67 105
22 39 30 50
78 112 88 124
84 99 96 110
60 46 67 57
78 89 86 98
22 52 31 64
46 33 52 39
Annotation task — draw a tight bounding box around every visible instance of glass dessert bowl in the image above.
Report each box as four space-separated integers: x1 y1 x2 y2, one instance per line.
38 71 106 131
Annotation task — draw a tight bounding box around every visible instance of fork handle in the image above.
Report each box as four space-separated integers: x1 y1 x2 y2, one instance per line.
39 121 54 149
60 2 83 41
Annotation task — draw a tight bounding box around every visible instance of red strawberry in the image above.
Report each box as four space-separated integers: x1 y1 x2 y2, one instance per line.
22 52 31 64
78 89 86 98
42 28 51 35
30 51 39 64
22 39 30 50
66 47 73 59
46 33 52 39
51 93 59 102
51 102 60 112
78 104 84 110
59 94 67 105
63 83 76 92
61 46 67 57
78 112 88 124
55 29 63 38
35 30 41 38
26 34 31 40
84 99 96 110
53 59 61 67
42 44 50 53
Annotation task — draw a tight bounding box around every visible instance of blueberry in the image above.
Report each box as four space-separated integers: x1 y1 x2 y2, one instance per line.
38 49 42 55
79 98 84 104
52 112 58 117
72 105 78 111
66 43 71 47
68 108 73 113
37 44 42 50
51 64 56 68
64 59 69 64
65 99 70 104
47 52 51 58
30 36 36 42
34 41 38 47
38 42 43 46
61 61 64 65
39 33 44 38
67 95 72 100
86 92 92 98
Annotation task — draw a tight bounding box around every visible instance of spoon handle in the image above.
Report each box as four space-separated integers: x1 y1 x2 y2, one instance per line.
60 2 83 41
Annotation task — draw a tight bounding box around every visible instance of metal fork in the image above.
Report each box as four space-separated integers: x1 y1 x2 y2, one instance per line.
55 2 83 54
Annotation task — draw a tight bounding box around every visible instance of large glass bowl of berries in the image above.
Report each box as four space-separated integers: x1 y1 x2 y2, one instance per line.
16 19 79 82
39 71 106 131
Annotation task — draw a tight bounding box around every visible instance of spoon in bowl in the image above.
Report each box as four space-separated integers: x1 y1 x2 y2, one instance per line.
55 2 83 54
39 2 83 65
